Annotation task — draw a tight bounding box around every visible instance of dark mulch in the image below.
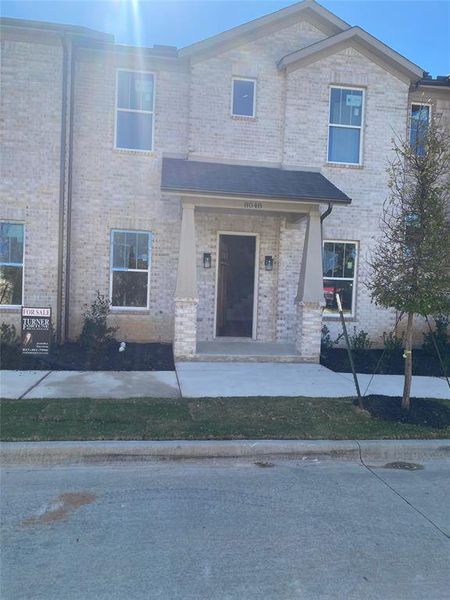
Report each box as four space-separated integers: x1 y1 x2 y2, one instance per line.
0 341 175 371
360 395 450 429
321 347 448 377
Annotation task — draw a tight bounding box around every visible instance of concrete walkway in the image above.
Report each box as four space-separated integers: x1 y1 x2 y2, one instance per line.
175 362 450 399
1 364 449 400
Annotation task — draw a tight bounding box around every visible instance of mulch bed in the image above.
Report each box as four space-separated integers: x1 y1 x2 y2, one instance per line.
321 347 448 377
360 395 450 429
0 341 175 371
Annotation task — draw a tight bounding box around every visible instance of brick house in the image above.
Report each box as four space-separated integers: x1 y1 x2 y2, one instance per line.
1 0 449 362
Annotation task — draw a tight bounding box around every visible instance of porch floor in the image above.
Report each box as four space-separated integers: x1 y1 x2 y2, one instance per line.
195 340 303 362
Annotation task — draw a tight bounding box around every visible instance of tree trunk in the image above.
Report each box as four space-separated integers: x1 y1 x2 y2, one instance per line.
402 312 414 411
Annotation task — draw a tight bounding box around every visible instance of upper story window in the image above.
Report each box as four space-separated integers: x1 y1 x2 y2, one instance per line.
410 103 430 156
231 77 256 117
328 87 364 165
110 230 152 309
0 222 24 306
115 70 154 152
322 241 357 316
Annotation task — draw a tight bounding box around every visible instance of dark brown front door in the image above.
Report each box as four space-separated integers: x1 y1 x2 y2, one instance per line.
216 234 256 337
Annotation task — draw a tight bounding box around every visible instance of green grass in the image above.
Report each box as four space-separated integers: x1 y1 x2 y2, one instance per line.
1 396 450 441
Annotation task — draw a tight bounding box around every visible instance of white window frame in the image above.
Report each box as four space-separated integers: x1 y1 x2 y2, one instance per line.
322 239 358 318
109 229 152 311
409 102 432 147
114 69 156 152
327 86 365 166
0 221 25 309
231 77 257 118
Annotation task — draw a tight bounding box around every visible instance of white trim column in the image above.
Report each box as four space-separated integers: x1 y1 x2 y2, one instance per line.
174 203 198 359
295 208 325 361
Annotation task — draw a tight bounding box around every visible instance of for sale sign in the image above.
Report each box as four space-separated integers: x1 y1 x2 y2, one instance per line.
21 307 51 355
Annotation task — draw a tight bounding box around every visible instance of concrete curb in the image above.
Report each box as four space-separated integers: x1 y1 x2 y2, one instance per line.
2 439 450 466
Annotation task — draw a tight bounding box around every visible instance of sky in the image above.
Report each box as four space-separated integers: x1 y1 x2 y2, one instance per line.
1 1 449 76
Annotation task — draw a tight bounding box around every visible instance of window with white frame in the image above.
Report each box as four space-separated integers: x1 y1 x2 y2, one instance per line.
322 241 357 315
328 87 364 164
110 230 151 308
0 222 24 306
115 70 154 151
410 103 430 156
231 78 256 117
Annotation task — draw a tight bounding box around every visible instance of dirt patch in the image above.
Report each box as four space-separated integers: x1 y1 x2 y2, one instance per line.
382 462 424 470
22 492 96 526
358 396 450 429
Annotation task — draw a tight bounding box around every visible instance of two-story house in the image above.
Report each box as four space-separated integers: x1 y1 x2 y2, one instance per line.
1 0 449 362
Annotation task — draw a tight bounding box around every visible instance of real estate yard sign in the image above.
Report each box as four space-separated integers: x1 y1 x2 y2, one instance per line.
21 307 51 355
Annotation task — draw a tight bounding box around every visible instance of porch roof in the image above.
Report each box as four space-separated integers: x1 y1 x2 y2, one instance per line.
161 158 351 205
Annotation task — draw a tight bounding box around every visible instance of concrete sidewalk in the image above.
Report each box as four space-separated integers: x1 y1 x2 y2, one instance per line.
1 364 449 399
175 362 450 399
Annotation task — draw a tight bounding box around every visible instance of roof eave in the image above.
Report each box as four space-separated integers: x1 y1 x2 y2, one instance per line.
179 0 349 59
161 186 351 205
278 26 424 81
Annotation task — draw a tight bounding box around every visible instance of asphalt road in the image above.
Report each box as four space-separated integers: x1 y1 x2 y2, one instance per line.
1 457 450 600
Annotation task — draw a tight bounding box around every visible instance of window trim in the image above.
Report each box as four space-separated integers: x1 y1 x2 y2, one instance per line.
327 85 365 167
114 69 156 153
231 76 257 118
109 229 152 311
0 221 25 309
409 101 432 148
322 239 358 319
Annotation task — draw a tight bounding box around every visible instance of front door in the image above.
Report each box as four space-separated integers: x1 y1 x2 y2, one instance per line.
216 234 256 337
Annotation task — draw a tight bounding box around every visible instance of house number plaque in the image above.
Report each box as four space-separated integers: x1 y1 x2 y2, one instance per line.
243 201 262 209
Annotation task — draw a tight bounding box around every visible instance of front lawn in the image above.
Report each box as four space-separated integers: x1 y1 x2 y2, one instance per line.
2 396 450 441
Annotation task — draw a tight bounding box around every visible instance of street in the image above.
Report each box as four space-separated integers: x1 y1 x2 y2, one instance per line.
1 457 450 600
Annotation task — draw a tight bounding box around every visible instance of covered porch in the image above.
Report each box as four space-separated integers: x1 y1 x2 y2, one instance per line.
161 158 351 362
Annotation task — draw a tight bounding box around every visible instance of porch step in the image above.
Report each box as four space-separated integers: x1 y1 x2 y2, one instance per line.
192 340 312 363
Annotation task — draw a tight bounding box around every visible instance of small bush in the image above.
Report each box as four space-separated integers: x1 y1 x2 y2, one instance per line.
79 291 118 367
349 328 372 352
0 322 20 368
423 315 449 355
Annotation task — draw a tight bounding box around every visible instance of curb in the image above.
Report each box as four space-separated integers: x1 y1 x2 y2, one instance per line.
2 439 450 466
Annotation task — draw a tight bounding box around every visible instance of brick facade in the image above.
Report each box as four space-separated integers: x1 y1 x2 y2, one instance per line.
1 5 448 360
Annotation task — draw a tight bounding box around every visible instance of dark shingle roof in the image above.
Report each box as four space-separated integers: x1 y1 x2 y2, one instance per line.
419 75 450 88
161 158 351 204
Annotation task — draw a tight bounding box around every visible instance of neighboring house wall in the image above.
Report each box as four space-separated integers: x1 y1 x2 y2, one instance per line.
0 31 63 332
67 47 190 341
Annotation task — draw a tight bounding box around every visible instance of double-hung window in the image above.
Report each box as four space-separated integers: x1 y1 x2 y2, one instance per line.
410 103 430 156
115 70 154 151
328 87 364 164
0 222 24 306
231 77 256 117
322 241 357 316
110 230 152 309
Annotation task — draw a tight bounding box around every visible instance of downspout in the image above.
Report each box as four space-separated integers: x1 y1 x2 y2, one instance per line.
63 38 76 341
320 202 333 224
56 35 69 344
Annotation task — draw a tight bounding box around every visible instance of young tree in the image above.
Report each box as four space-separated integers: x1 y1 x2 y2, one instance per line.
368 115 450 410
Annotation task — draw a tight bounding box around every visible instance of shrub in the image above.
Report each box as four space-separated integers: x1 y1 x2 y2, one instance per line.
423 315 449 356
320 325 342 357
79 291 118 366
382 331 404 354
0 322 20 368
0 322 19 346
349 328 372 352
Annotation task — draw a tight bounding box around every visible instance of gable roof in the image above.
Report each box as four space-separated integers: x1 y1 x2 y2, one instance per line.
278 26 424 80
179 0 349 59
161 158 351 205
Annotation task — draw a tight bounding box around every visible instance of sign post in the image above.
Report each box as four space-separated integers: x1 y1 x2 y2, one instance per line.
21 307 52 355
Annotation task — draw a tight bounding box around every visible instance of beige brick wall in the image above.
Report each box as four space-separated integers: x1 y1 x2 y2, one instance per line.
67 48 190 341
0 33 63 332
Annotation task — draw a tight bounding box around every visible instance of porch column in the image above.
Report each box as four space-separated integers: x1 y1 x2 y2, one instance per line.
295 208 325 361
174 203 198 359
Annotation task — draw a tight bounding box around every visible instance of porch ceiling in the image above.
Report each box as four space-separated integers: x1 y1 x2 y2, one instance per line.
161 158 351 205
